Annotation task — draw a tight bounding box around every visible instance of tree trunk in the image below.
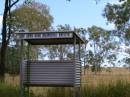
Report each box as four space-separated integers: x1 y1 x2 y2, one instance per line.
0 0 19 81
0 43 7 79
0 0 8 80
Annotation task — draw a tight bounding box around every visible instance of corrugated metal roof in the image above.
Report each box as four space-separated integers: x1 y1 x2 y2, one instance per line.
15 31 85 45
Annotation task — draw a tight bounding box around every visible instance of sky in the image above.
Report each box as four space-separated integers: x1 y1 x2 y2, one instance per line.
37 0 116 29
0 0 121 32
0 0 127 67
0 16 2 31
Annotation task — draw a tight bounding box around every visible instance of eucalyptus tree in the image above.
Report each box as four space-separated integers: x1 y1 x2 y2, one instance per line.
39 25 87 61
0 0 20 79
11 1 53 72
103 0 130 67
87 26 117 72
0 0 53 79
103 0 130 40
40 24 73 60
12 2 53 31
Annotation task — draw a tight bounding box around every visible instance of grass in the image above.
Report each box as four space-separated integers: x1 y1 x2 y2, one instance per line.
2 80 130 97
82 68 130 86
81 80 130 97
1 68 130 97
0 83 20 97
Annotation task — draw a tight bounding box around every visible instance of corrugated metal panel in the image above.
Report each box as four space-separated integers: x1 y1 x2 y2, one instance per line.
74 61 81 87
23 60 76 87
22 60 81 87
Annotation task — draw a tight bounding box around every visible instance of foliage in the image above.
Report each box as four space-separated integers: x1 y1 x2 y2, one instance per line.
103 0 130 40
39 24 74 60
11 1 53 31
4 1 54 75
103 0 130 66
0 0 53 78
0 0 21 79
103 2 130 29
87 26 117 72
5 46 20 74
39 24 87 60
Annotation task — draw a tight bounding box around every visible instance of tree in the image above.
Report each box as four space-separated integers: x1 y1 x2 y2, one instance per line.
38 24 87 60
88 26 105 72
11 2 53 31
0 0 53 79
87 26 117 72
103 0 130 36
9 1 53 73
105 2 130 26
40 24 73 60
0 0 20 79
103 0 130 67
5 46 20 75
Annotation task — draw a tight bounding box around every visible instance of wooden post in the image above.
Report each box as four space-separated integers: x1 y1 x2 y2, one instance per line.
73 35 76 97
74 35 76 60
84 57 85 75
78 42 81 61
84 44 86 75
27 43 30 61
78 42 81 81
78 42 81 97
60 45 63 60
26 43 30 97
20 40 25 97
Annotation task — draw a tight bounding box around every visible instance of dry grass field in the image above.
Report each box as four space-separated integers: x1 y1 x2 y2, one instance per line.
2 67 130 97
82 68 130 86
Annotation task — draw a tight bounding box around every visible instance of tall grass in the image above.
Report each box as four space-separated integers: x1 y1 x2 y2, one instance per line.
81 80 130 97
0 83 37 97
2 68 130 97
0 83 20 97
1 80 130 97
29 80 130 97
46 87 73 97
